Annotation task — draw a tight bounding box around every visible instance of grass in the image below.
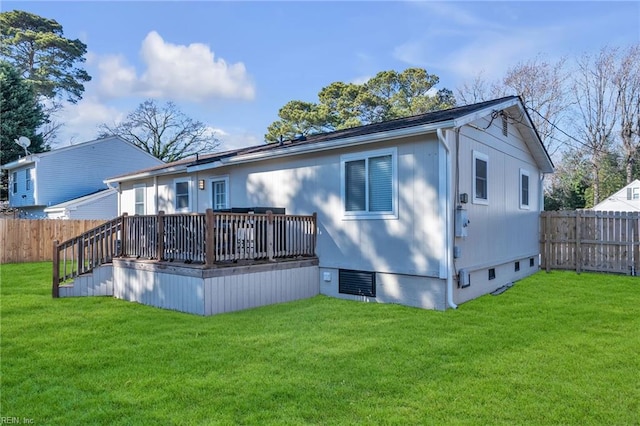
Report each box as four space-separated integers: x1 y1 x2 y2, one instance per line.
1 263 639 425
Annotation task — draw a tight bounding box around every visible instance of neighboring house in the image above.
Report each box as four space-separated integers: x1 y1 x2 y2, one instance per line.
43 188 117 219
106 96 554 309
1 136 164 219
592 180 640 211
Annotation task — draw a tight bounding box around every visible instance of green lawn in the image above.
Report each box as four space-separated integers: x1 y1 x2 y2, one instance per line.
1 263 639 425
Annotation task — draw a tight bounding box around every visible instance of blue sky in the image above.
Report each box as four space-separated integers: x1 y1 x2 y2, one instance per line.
5 1 640 151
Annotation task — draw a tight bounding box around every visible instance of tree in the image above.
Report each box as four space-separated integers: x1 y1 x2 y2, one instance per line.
0 10 91 103
0 61 48 199
613 44 640 184
265 68 456 142
98 100 220 163
456 56 569 158
571 47 619 206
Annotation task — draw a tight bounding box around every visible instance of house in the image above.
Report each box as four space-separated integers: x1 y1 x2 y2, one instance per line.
99 95 553 311
1 136 164 218
592 180 640 211
43 188 118 219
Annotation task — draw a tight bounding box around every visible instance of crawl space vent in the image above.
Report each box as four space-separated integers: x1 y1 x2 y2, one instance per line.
339 269 376 297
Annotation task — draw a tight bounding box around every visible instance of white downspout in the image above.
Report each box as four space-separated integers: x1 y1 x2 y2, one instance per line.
437 128 458 309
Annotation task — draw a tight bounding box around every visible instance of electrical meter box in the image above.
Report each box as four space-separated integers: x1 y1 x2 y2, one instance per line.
455 208 469 237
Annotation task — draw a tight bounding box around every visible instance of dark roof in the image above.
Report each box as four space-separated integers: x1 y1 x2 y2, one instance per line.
108 96 534 180
201 96 520 163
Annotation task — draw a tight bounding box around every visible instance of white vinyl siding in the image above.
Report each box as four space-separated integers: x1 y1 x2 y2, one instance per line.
134 184 146 215
520 169 530 209
174 178 191 213
473 151 488 205
211 177 229 210
341 148 397 219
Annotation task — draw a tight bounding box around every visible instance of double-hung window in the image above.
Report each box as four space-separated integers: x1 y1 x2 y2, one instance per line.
174 178 191 212
211 177 229 210
134 184 146 215
473 151 488 205
520 169 530 209
11 172 17 194
341 148 397 219
25 169 32 191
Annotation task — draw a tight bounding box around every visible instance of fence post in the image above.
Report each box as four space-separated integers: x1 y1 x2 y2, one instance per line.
266 210 274 261
205 209 215 266
52 240 59 298
157 211 165 260
120 213 128 257
545 212 551 273
575 210 582 274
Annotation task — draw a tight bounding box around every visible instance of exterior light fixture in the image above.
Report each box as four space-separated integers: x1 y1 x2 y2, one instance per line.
198 179 205 190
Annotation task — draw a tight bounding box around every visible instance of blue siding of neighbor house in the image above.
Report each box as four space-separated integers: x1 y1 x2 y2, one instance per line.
8 137 162 215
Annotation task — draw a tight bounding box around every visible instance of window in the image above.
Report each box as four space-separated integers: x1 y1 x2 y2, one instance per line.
341 148 397 219
473 151 488 204
211 177 229 210
11 172 17 194
174 178 191 212
25 169 31 191
520 169 530 209
134 185 146 215
515 261 520 272
488 268 496 280
530 257 535 267
627 187 640 200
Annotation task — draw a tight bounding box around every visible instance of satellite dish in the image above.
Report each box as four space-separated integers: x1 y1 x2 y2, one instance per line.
14 136 31 156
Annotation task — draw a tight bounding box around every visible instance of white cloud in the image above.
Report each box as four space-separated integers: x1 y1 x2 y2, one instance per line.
51 98 124 147
94 31 255 102
96 54 137 98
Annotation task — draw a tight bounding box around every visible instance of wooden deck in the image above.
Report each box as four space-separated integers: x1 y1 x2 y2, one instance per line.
53 209 319 315
59 257 319 316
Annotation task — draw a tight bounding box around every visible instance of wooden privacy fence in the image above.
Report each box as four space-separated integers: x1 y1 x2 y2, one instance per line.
540 210 640 275
0 218 106 263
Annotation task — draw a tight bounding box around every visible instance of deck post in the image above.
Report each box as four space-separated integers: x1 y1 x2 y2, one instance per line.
312 212 318 256
157 211 165 260
205 209 215 266
267 210 274 261
52 240 60 298
120 213 128 257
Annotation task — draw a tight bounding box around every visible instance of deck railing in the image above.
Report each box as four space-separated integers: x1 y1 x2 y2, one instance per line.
53 209 317 297
52 217 123 296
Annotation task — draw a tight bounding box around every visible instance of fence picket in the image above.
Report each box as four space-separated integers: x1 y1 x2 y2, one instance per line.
541 210 640 275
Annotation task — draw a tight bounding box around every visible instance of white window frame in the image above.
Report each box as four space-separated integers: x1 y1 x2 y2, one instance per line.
519 169 530 210
210 176 229 210
11 172 17 194
340 147 398 220
133 184 146 215
174 178 192 213
633 187 640 200
472 151 489 205
25 169 32 191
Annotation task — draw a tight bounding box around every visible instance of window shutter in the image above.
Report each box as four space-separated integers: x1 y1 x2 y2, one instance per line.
628 188 633 200
368 155 392 212
345 160 366 211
